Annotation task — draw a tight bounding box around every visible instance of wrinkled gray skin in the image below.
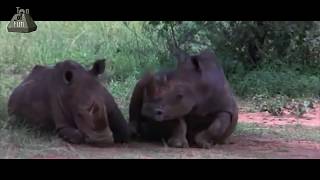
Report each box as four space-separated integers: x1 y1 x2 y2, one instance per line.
129 50 238 148
8 60 129 146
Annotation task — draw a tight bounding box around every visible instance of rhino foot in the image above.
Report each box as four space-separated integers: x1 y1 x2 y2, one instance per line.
58 128 84 144
194 130 213 149
167 136 189 148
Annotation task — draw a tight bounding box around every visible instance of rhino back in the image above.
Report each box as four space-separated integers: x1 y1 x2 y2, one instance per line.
8 65 54 127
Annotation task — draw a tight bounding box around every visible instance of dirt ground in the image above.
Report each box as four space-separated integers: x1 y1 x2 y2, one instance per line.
20 135 319 159
1 104 320 159
239 104 320 127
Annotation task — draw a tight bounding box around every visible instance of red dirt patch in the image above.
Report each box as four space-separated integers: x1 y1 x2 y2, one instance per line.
239 104 320 127
24 134 320 159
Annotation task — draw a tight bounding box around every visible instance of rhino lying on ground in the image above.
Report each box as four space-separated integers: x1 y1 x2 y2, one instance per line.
129 50 238 148
8 59 129 146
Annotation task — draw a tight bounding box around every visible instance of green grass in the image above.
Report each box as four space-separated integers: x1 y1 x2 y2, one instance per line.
0 21 165 78
235 122 320 142
108 75 138 118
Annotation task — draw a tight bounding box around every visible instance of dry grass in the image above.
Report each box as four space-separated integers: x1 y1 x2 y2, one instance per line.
1 121 320 159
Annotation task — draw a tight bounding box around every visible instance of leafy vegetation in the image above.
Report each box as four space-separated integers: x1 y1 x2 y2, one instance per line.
0 21 320 129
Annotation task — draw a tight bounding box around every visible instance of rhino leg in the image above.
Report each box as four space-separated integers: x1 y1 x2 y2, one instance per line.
51 98 85 144
167 118 189 148
108 104 130 143
58 127 85 144
128 120 140 139
194 112 231 149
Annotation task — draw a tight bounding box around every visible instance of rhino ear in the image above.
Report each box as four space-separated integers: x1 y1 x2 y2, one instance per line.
155 74 168 84
145 74 157 96
90 59 106 76
162 74 168 83
190 56 201 72
64 70 73 85
173 48 190 65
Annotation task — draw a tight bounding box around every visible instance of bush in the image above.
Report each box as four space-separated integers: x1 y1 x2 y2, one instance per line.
251 94 317 117
230 67 320 98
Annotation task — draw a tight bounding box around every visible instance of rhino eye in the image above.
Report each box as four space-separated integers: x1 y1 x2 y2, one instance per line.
176 94 183 100
87 103 99 114
77 113 83 118
87 103 94 114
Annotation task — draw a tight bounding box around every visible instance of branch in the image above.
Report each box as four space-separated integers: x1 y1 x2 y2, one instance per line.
169 22 179 49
